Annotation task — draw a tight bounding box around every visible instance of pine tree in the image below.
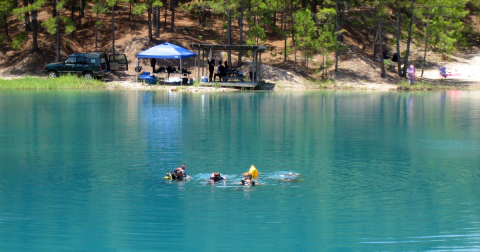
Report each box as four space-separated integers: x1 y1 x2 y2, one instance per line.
0 0 16 40
41 0 76 61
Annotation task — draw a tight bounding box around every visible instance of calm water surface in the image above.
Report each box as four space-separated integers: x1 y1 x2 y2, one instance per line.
1 90 480 251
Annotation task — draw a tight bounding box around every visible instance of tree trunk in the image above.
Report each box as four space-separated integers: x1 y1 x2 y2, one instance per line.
3 12 8 39
95 8 98 51
129 2 132 22
53 0 56 18
170 0 175 32
156 6 160 37
334 0 338 72
154 6 158 37
56 7 61 61
421 22 429 77
70 0 74 20
283 4 287 62
201 5 205 26
379 15 385 78
148 4 152 40
30 0 38 52
403 0 415 77
238 0 244 67
80 0 84 18
395 8 402 77
112 5 115 55
227 8 231 67
272 11 276 29
164 0 167 30
293 5 296 71
23 0 31 31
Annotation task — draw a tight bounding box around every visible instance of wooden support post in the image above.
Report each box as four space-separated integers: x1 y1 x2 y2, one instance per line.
259 52 262 81
202 49 205 77
251 49 257 84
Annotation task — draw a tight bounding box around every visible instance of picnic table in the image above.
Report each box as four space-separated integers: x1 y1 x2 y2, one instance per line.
218 70 245 82
220 75 245 82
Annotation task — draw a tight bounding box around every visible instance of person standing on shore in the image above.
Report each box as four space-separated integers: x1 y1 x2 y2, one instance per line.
408 64 416 84
208 59 215 82
150 58 157 73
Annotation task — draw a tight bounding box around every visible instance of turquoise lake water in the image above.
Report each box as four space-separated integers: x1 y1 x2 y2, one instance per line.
1 90 480 251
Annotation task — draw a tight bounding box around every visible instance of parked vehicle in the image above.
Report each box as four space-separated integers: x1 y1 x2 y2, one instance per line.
43 52 128 79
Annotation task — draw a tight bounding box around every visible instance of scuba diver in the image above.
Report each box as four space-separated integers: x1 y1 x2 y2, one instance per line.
209 172 227 182
165 163 189 180
239 172 256 186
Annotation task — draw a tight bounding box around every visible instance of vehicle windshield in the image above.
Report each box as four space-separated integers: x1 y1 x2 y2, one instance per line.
65 56 76 64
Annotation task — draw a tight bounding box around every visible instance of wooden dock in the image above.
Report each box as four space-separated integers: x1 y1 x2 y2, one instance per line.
200 82 258 88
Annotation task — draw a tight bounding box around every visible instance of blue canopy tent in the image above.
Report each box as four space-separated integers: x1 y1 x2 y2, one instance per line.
136 42 196 84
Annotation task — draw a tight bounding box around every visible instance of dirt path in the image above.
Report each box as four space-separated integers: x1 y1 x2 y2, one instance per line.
421 51 480 89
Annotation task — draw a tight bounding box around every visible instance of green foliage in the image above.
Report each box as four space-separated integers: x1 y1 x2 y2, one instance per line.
294 9 317 52
213 82 220 88
0 0 16 28
62 16 76 34
132 2 147 16
317 78 336 88
9 32 27 50
42 17 58 34
384 59 396 67
152 0 163 8
246 25 266 45
398 79 433 90
12 0 46 15
0 75 107 90
414 0 471 56
92 0 109 14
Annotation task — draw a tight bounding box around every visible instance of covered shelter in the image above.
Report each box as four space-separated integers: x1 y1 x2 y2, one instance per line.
136 42 196 84
190 44 267 88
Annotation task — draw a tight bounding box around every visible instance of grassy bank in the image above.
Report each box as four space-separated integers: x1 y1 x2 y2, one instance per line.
0 75 108 90
397 80 465 90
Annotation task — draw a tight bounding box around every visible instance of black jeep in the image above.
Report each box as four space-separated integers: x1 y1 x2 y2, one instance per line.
43 52 128 79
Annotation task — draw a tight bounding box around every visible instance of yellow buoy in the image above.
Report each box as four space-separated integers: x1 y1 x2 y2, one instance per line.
249 165 259 178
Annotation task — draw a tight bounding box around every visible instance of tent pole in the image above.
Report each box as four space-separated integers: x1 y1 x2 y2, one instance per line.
197 48 200 83
135 58 138 84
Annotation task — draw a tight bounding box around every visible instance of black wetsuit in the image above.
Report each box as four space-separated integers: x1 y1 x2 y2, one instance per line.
169 170 186 180
211 176 224 182
241 180 255 186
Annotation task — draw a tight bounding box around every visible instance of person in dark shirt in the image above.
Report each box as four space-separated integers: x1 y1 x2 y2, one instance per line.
215 62 226 81
208 59 215 82
391 51 398 62
150 58 157 72
383 49 389 59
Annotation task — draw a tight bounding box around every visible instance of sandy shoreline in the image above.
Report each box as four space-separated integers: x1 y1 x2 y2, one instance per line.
2 50 480 91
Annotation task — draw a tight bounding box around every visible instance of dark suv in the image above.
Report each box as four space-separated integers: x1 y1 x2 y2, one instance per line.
43 52 128 79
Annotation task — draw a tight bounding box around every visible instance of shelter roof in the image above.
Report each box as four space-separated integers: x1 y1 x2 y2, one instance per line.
137 42 196 59
190 44 267 52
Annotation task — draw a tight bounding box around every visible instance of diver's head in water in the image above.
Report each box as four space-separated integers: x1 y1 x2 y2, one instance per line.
176 170 184 180
210 172 223 181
